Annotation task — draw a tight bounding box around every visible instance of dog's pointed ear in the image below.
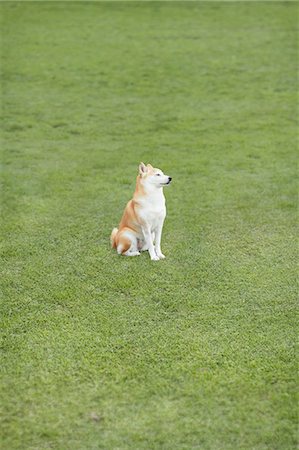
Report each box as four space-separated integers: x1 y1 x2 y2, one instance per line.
139 162 147 176
147 164 154 171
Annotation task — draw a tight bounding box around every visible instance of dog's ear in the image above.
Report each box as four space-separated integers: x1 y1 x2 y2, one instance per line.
147 164 154 171
139 162 147 176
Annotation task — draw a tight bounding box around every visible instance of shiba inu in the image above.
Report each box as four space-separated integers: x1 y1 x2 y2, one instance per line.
110 163 172 260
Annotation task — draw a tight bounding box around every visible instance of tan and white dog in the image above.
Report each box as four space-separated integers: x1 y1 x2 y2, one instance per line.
111 163 172 260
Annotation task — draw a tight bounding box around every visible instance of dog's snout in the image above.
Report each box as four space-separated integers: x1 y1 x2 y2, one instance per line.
168 177 172 182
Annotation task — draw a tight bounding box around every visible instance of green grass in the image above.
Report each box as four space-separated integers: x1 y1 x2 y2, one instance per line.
1 2 297 449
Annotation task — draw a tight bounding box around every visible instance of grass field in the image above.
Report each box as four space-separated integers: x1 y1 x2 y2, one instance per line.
1 2 298 449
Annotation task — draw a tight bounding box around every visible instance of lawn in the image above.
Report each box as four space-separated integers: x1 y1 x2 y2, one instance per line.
1 1 297 449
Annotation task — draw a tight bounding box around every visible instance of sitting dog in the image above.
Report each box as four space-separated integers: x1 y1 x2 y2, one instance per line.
111 162 172 260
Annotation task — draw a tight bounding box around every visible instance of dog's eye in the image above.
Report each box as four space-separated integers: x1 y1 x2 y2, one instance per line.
156 173 161 176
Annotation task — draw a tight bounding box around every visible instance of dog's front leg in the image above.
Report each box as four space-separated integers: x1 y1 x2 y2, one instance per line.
154 219 165 259
142 225 159 261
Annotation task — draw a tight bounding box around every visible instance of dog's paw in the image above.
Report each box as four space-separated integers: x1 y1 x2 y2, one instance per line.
151 255 160 261
124 250 140 257
157 253 166 260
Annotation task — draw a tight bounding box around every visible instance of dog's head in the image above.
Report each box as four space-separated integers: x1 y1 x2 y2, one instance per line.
139 162 172 188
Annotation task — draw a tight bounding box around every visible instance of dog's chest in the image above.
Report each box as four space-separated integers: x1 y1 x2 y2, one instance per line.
139 196 166 227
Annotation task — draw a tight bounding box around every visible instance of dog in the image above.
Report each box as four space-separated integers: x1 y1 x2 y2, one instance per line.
110 162 172 260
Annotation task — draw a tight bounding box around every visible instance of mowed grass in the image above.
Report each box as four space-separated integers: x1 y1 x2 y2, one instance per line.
1 2 297 449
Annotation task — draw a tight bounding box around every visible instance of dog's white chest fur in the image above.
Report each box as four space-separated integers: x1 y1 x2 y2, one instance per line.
139 191 166 231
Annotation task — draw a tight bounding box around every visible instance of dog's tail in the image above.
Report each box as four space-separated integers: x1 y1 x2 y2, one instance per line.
110 227 118 248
